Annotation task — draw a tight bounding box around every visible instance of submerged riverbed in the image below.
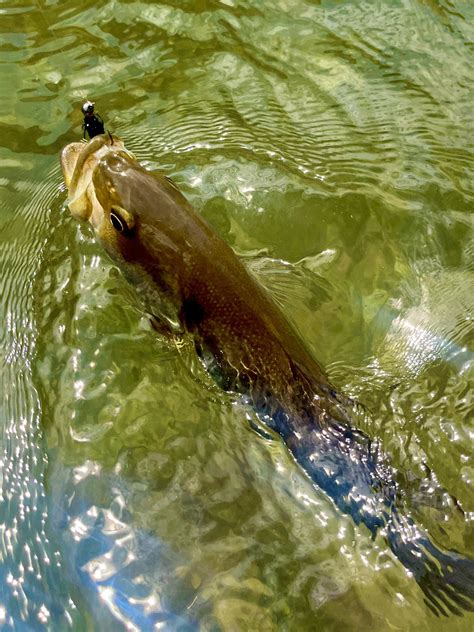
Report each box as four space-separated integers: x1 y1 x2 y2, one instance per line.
0 0 473 629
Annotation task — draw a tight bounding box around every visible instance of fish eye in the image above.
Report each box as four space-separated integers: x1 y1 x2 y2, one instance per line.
109 206 135 234
110 211 125 232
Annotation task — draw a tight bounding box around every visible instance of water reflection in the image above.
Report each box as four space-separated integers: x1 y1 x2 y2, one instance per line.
1 0 473 629
0 174 87 628
50 459 197 630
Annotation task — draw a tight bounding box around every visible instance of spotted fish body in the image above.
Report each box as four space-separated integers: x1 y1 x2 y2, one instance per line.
61 134 474 616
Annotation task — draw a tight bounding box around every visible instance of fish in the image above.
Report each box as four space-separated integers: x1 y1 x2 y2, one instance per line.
60 134 474 616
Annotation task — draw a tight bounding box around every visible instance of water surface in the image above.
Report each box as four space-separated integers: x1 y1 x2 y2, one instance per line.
0 0 473 629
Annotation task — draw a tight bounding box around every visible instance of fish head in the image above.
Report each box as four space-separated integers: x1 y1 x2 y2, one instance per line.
60 134 133 229
60 134 195 330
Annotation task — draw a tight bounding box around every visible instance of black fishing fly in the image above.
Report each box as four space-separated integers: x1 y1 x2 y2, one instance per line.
82 101 105 139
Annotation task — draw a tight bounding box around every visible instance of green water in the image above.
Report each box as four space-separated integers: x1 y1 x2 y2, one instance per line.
1 0 473 629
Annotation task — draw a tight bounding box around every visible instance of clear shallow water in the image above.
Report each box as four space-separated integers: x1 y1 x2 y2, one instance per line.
0 0 473 629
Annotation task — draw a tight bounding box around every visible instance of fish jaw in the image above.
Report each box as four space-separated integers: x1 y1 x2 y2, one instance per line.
60 141 84 188
60 134 126 223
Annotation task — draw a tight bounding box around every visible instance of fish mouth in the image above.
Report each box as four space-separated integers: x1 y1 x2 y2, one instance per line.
60 141 85 188
60 134 125 222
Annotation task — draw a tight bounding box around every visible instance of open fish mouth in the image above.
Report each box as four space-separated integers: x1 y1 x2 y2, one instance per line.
60 140 86 188
60 134 127 223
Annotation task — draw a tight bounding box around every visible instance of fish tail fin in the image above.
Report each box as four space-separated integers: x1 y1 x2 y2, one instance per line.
275 412 474 615
386 511 474 616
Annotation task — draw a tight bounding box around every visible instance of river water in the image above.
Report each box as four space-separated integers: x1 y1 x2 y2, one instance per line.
0 0 473 630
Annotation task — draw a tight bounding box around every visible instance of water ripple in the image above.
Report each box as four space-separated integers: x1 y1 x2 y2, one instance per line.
1 0 473 629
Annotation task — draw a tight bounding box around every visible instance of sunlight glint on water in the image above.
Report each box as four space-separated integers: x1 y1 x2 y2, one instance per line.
0 0 473 630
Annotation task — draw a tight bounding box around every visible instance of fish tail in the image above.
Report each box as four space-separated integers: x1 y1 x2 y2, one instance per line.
386 511 474 616
270 410 474 614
